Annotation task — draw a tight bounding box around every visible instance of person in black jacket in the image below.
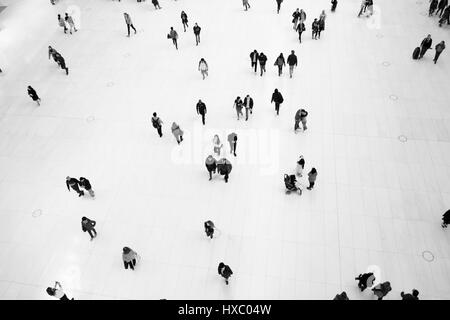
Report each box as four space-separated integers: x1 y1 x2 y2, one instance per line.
287 50 298 78
430 0 439 16
250 50 259 73
152 0 161 9
258 52 267 76
204 220 215 238
419 34 433 59
439 5 450 26
355 272 375 291
218 262 233 285
437 0 449 17
296 20 305 43
400 289 419 300
196 99 207 125
79 177 95 197
243 94 254 120
181 11 188 32
205 155 217 180
333 292 349 300
276 0 283 14
27 86 41 106
331 0 338 12
151 112 163 137
442 209 450 228
312 18 320 40
233 96 244 120
66 176 84 197
271 89 284 115
81 216 97 241
55 53 69 75
193 23 201 45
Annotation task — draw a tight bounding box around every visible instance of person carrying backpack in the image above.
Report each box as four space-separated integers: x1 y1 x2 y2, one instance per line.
151 112 163 137
271 89 284 115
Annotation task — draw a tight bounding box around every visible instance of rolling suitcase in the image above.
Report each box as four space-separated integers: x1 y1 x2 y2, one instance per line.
412 47 420 60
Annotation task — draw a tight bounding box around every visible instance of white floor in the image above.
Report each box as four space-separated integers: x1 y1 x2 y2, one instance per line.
0 0 450 300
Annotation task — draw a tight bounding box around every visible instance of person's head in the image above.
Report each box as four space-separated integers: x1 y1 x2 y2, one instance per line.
65 13 68 16
195 23 198 26
153 112 157 117
200 58 204 61
198 99 202 102
171 27 174 30
442 41 446 45
291 50 295 54
58 14 61 18
219 262 224 268
412 289 419 297
124 13 128 17
46 287 55 296
237 96 240 100
280 53 283 56
66 176 70 181
274 88 278 93
172 122 177 127
296 8 299 11
82 216 87 222
427 34 431 39
123 247 131 254
182 10 185 13
311 167 317 174
246 94 249 98
314 18 318 21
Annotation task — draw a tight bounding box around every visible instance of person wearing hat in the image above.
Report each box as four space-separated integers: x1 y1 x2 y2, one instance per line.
205 155 217 181
66 176 84 197
122 247 138 270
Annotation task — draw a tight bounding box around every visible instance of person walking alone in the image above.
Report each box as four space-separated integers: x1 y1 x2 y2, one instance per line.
296 156 305 177
204 220 215 238
227 132 238 156
287 50 298 78
171 122 184 144
419 34 433 59
198 58 209 79
151 112 163 137
296 20 306 43
79 177 95 197
271 89 284 116
233 96 244 120
274 53 286 76
442 209 450 228
196 99 207 125
81 217 97 241
258 52 267 76
66 176 84 197
434 41 446 64
276 0 283 14
122 247 138 270
307 168 317 190
168 27 179 49
243 94 254 120
243 0 251 11
218 262 233 285
123 13 137 37
193 23 201 45
27 86 41 106
250 50 259 74
181 11 189 32
152 0 161 9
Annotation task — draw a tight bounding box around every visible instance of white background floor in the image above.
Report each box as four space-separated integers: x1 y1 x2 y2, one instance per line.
0 0 450 300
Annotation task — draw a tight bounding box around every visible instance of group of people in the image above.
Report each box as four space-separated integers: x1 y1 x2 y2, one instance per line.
292 9 326 42
284 156 317 195
165 10 202 49
415 34 446 64
151 112 185 144
232 95 254 121
57 12 77 34
428 0 450 27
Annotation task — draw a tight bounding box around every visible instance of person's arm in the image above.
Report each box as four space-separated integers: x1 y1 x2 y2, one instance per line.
196 103 199 114
66 180 70 191
55 281 62 290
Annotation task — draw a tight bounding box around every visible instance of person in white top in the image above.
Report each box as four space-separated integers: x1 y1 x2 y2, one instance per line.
198 58 209 79
46 281 73 300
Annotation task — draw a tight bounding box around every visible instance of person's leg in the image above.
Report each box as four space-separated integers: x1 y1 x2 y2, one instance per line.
233 142 237 156
302 119 307 130
209 170 212 180
202 113 205 125
157 126 162 137
245 108 249 121
299 32 302 43
276 103 280 115
224 173 228 183
124 261 129 269
88 189 95 197
278 65 281 76
295 120 299 131
289 65 293 78
131 24 137 34
87 229 94 239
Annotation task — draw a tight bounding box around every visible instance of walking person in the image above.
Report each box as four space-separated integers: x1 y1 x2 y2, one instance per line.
168 27 179 49
196 99 207 125
287 50 298 78
358 0 367 17
27 86 41 106
258 52 267 76
333 292 349 300
434 41 446 64
151 112 163 137
181 11 189 32
205 155 217 181
79 177 95 198
152 0 161 9
312 19 320 40
437 0 448 17
442 209 450 228
372 281 392 300
81 217 97 241
296 156 305 177
218 262 233 285
46 282 73 300
193 23 201 45
439 5 450 26
204 220 215 238
217 158 232 183
56 54 69 75
271 89 284 116
57 14 67 33
124 13 137 37
233 96 244 120
198 58 209 79
274 53 285 76
292 8 300 30
171 122 184 144
318 16 326 38
250 50 259 73
307 168 318 190
122 247 138 270
419 34 433 59
66 176 84 197
227 132 238 156
243 94 254 120
299 9 307 26
401 289 419 300
366 0 374 16
296 20 306 43
276 0 283 14
319 10 327 29
243 0 251 11
355 272 375 291
331 0 338 12
213 135 223 156
430 0 439 16
65 13 77 34
295 108 308 132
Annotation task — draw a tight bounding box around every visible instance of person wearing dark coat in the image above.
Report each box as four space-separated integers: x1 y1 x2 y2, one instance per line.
292 9 301 30
276 0 283 14
401 289 419 300
204 220 215 238
430 0 439 16
250 50 259 73
294 108 308 132
318 17 325 38
233 97 244 120
296 21 306 43
27 86 41 106
258 52 267 76
227 133 238 156
312 19 320 40
79 177 95 197
218 262 233 285
151 112 163 137
419 34 433 59
439 5 450 26
217 158 232 183
274 53 286 76
81 217 97 240
205 155 217 181
193 23 201 45
307 168 317 190
168 27 178 50
196 99 207 125
287 50 298 78
66 176 84 197
372 281 392 300
152 0 161 9
331 0 338 12
56 54 69 75
271 89 284 115
437 0 449 17
434 41 446 64
355 272 375 291
181 11 189 32
333 292 349 300
243 95 254 120
46 281 73 300
442 209 450 228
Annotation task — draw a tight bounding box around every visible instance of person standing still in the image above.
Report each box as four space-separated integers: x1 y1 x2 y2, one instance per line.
124 13 137 37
